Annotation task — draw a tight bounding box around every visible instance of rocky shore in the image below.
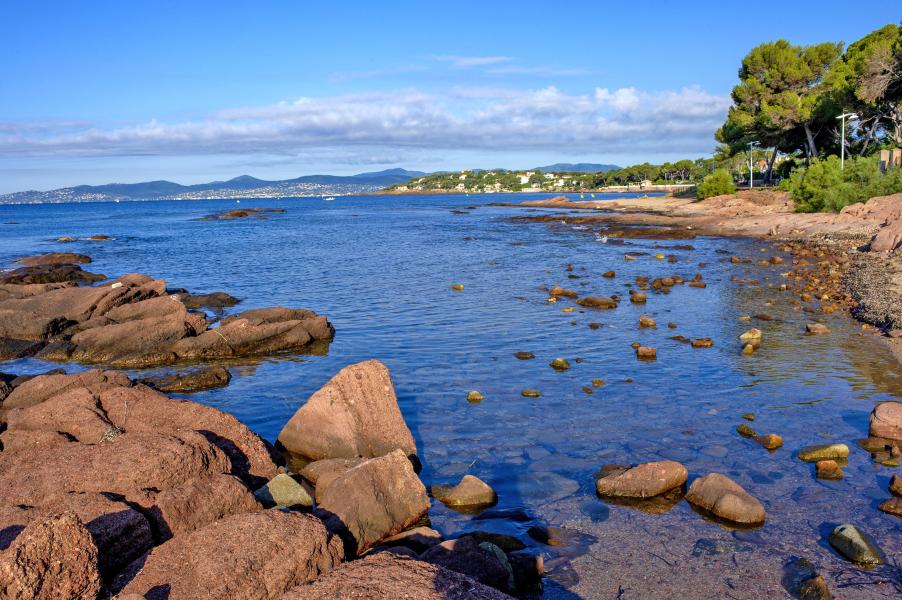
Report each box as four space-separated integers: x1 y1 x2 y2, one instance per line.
513 190 902 364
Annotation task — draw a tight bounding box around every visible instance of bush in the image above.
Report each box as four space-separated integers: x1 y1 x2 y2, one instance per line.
696 169 736 199
790 155 902 212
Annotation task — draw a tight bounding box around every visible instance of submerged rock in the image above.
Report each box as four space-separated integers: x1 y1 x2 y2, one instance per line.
432 474 498 510
691 338 713 348
549 286 577 298
550 357 570 371
805 322 830 335
576 296 617 309
16 252 92 266
421 536 514 594
828 524 883 565
177 291 239 309
140 365 231 393
521 389 541 398
635 346 656 360
781 557 832 600
797 443 849 462
815 460 844 480
467 390 485 404
685 473 766 525
870 402 902 440
594 460 687 499
878 497 902 517
278 360 417 463
514 351 535 360
639 315 656 328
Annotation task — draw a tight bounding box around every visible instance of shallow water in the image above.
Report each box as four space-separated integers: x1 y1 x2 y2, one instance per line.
2 193 901 598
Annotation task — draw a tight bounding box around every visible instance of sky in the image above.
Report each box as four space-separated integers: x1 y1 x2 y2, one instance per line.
0 1 899 193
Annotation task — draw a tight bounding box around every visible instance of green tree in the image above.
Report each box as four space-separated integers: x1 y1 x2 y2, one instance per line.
696 169 736 199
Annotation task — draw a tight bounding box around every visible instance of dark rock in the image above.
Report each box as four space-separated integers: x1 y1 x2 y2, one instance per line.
828 524 882 565
421 536 514 594
140 366 231 393
16 253 92 267
178 291 239 309
0 264 106 285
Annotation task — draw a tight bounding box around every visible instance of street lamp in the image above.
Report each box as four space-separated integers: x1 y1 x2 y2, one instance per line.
748 141 759 189
836 112 858 169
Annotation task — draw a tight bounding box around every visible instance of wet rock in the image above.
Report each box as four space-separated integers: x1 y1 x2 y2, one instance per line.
140 365 231 393
0 338 44 360
878 497 902 517
635 346 656 360
521 389 541 398
421 536 514 594
805 323 830 335
815 460 843 480
0 264 106 285
576 296 617 309
514 351 535 360
88 235 110 241
178 291 239 309
739 328 762 344
298 457 363 498
755 433 784 450
736 423 756 437
828 524 883 565
691 338 713 348
549 357 570 371
432 475 497 510
287 552 515 600
742 413 755 421
450 284 465 291
891 474 902 496
549 286 577 298
742 343 757 355
380 526 443 553
782 557 832 600
526 525 580 547
594 460 687 498
685 473 766 525
16 253 92 267
466 390 484 404
591 378 604 387
316 449 429 556
670 335 690 344
459 532 526 553
602 270 615 278
869 402 902 440
253 473 313 508
639 315 656 328
629 291 647 304
197 207 286 221
278 360 417 463
797 443 849 462
117 510 342 599
56 236 76 243
0 512 101 600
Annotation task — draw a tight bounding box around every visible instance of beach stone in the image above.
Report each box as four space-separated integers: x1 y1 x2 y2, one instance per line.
421 536 514 594
549 357 570 371
316 449 429 556
685 473 766 525
458 532 526 553
594 460 687 498
636 346 656 360
140 365 231 393
278 360 417 463
870 402 902 440
549 286 577 298
878 497 902 517
815 460 844 480
805 323 830 335
576 296 617 309
691 338 714 348
466 390 484 404
514 351 535 360
16 253 92 267
284 552 515 600
797 443 849 462
0 512 101 600
380 526 443 553
639 315 656 328
828 524 882 565
117 510 343 599
253 473 313 508
298 457 365 501
432 475 497 509
742 343 756 355
755 433 784 450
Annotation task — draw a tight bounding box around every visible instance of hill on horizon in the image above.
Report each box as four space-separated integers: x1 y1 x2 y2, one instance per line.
532 163 620 172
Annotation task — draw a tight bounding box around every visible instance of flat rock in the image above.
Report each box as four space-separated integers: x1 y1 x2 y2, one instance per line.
685 473 766 525
16 253 92 267
0 264 105 285
278 360 417 463
828 524 882 565
870 402 902 440
432 475 497 509
797 443 849 462
0 512 101 600
594 460 687 498
283 552 515 600
118 510 343 599
576 296 617 309
316 449 429 556
878 497 902 517
140 366 231 393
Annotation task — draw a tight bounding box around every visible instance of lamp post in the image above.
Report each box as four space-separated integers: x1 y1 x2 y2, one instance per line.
748 141 759 189
836 112 858 169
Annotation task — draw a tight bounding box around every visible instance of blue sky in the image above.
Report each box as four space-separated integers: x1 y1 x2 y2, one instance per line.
0 1 898 192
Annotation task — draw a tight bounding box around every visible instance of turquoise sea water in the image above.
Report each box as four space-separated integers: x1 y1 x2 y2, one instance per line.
1 193 900 597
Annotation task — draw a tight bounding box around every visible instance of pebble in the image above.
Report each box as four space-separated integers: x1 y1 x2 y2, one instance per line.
550 358 571 371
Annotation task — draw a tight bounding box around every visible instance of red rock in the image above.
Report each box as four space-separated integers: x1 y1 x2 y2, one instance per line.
891 474 902 496
16 253 92 267
317 449 429 555
117 511 343 599
685 473 766 525
432 475 497 509
299 457 365 501
0 512 101 600
870 402 902 440
278 360 417 463
283 552 515 600
594 460 687 498
1 369 132 413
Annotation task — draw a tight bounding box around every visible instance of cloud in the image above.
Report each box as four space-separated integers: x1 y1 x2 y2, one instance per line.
0 85 730 158
432 55 513 68
486 66 588 77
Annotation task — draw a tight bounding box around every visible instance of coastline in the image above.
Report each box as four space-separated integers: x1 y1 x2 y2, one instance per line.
509 190 902 365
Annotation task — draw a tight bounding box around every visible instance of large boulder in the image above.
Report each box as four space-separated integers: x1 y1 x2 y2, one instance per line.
0 264 105 285
685 473 766 525
116 511 343 600
299 457 365 501
870 402 902 440
15 253 92 267
278 360 417 463
283 553 515 600
316 449 429 556
594 460 688 498
0 512 101 600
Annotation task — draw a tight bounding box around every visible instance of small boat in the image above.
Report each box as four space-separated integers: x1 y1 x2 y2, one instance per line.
236 200 241 203
323 196 336 202
590 193 595 198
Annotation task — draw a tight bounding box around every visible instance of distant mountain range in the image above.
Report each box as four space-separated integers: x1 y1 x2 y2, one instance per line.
532 163 620 173
0 168 427 204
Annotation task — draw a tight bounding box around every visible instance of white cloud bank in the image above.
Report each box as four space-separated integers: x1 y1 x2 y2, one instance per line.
0 86 730 159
